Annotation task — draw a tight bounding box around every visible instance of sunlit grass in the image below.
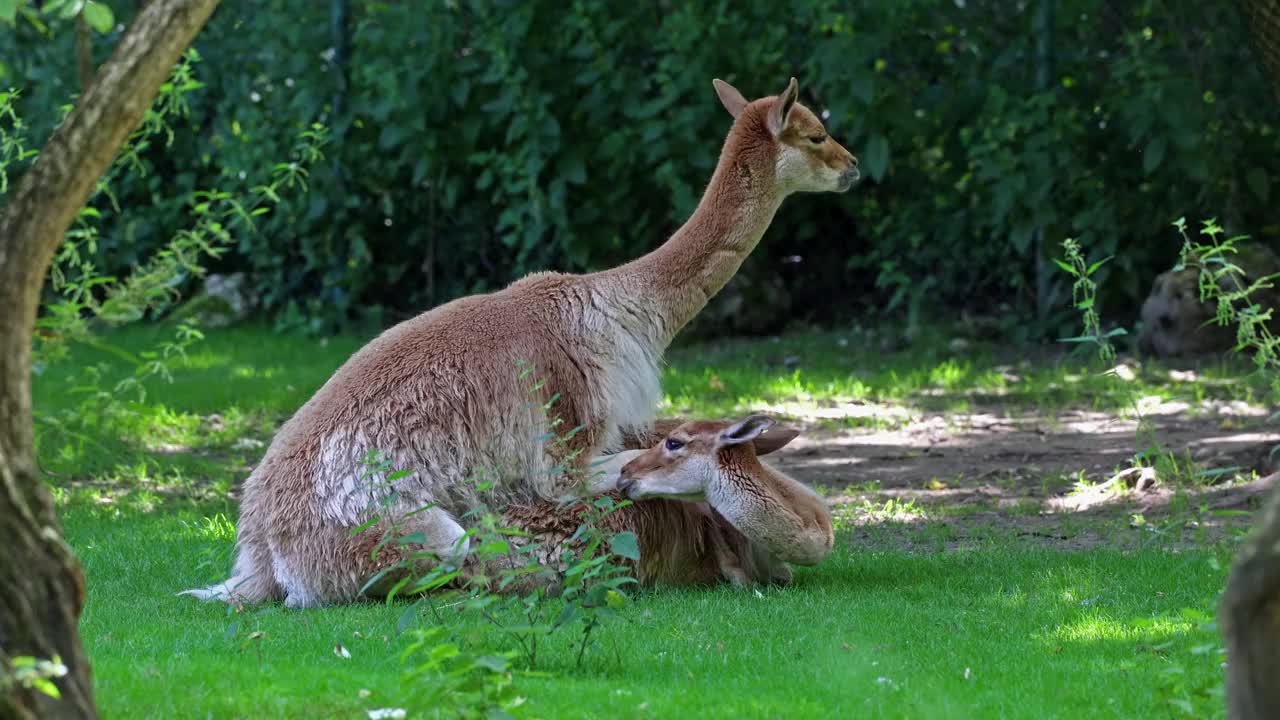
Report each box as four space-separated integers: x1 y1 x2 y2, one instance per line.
34 322 1249 717
62 505 1232 719
31 322 1272 507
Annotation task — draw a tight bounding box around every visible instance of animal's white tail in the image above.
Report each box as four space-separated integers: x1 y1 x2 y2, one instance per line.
178 544 278 604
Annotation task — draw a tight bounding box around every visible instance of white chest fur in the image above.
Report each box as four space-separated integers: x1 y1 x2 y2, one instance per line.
596 322 663 452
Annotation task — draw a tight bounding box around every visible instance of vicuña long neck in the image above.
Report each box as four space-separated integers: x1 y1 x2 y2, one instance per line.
707 461 832 566
601 132 783 346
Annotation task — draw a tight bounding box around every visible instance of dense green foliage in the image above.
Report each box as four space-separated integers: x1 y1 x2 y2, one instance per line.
3 0 1278 336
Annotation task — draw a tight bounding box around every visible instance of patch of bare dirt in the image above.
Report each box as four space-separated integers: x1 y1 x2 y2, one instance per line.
766 398 1280 550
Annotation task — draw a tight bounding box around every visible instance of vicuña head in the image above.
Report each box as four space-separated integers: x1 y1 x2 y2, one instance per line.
617 415 833 566
712 77 860 195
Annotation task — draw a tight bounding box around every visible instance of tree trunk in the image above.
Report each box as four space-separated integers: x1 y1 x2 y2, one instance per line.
1241 0 1280 102
1221 480 1280 720
0 2 220 718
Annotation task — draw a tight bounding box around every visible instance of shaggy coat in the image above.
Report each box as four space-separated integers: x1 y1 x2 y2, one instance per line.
183 77 857 607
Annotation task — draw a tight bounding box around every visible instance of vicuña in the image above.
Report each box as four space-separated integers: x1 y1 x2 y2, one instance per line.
182 76 858 607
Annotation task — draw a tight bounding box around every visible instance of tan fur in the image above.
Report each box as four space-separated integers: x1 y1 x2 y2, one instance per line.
1137 242 1280 358
499 496 787 589
499 418 796 589
618 416 833 578
179 77 855 608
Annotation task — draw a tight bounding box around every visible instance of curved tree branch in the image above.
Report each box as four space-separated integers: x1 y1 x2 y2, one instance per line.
0 1 220 718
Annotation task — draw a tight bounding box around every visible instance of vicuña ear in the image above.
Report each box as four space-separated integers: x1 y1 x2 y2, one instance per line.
753 426 801 456
713 78 749 119
720 415 774 447
766 77 799 137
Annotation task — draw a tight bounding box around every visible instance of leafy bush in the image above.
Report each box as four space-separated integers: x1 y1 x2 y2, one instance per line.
4 0 1278 336
0 51 329 463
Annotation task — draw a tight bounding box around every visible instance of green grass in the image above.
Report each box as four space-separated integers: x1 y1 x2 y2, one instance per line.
38 322 1254 718
34 321 1270 493
68 505 1230 719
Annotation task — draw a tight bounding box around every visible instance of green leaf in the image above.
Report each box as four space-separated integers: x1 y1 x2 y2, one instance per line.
1052 258 1077 276
474 655 509 673
474 539 510 554
554 602 580 629
397 531 427 546
0 0 22 23
1142 136 1166 174
863 133 890 181
608 531 640 561
1246 167 1270 202
409 569 459 593
51 0 83 20
560 151 586 185
1086 256 1113 276
82 1 113 33
850 74 874 104
358 566 394 594
32 678 61 699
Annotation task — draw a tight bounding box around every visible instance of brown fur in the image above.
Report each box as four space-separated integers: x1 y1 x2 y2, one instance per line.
181 77 856 608
499 418 798 590
619 416 833 573
1137 242 1280 358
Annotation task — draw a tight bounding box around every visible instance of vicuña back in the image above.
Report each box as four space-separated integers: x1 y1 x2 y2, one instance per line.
183 77 858 608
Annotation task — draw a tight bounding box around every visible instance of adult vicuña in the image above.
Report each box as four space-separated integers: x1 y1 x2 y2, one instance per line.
182 76 858 608
617 415 834 574
503 418 803 589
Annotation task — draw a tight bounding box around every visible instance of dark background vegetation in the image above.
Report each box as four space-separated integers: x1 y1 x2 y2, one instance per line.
4 0 1278 338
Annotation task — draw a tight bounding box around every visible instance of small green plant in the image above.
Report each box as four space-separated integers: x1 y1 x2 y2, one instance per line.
413 489 638 670
1056 237 1176 490
0 87 37 192
396 626 525 720
857 497 925 522
1 655 68 700
1055 238 1125 364
1172 217 1280 376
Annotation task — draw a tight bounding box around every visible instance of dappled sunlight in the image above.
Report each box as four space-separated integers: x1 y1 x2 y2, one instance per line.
1045 614 1195 644
987 587 1030 610
229 364 286 380
181 350 236 370
1200 431 1278 445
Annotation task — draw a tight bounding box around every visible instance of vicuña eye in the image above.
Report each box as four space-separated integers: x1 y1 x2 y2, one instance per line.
808 135 826 144
665 438 685 451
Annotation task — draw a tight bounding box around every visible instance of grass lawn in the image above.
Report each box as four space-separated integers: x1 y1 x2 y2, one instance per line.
39 322 1254 718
